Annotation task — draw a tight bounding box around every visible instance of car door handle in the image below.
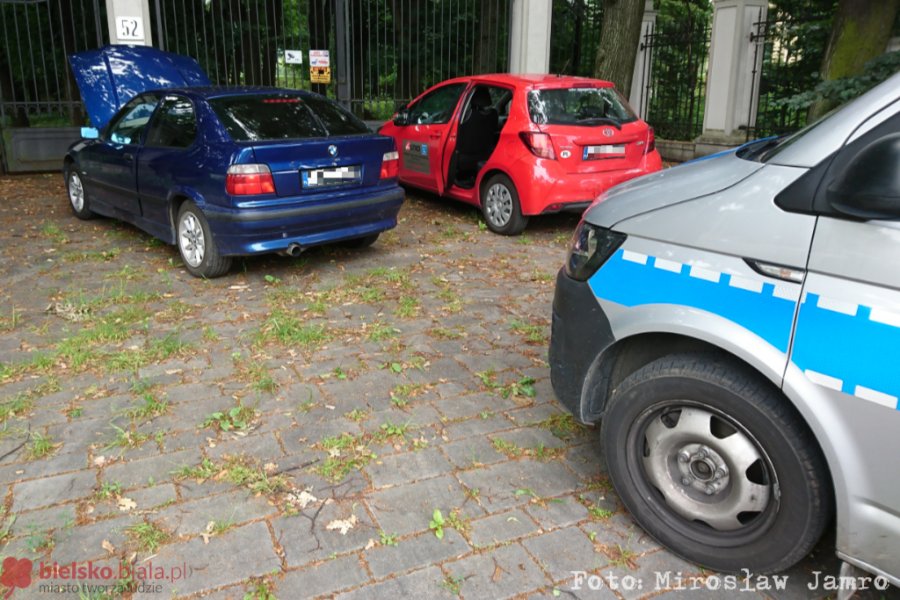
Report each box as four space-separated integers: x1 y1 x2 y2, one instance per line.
429 132 441 139
123 152 134 161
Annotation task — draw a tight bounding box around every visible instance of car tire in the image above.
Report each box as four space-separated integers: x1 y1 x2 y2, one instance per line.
342 233 380 248
176 201 232 278
600 352 831 574
481 173 528 235
65 167 95 220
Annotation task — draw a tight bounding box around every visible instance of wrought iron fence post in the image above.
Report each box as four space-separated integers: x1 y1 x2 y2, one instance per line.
335 0 350 109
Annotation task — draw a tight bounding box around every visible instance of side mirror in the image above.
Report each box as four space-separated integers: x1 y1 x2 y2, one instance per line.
393 108 410 127
828 133 900 220
80 127 99 140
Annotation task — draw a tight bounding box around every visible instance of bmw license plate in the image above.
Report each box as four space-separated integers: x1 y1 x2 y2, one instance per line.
583 145 625 160
302 165 362 188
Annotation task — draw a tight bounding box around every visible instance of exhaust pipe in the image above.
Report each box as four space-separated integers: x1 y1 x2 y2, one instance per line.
281 243 303 257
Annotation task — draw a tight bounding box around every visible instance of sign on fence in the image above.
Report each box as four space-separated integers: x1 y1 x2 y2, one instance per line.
284 50 304 65
309 50 331 84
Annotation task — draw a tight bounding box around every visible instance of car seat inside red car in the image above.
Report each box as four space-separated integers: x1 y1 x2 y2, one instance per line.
452 86 501 188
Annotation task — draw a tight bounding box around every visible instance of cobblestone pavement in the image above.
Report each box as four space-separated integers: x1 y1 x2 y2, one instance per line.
0 174 894 599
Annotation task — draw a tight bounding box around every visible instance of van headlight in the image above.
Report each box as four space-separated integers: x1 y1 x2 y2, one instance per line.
564 221 626 281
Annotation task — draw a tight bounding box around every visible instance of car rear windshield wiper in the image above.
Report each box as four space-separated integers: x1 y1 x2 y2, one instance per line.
576 117 622 129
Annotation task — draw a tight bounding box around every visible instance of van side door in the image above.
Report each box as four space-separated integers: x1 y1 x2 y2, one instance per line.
787 107 900 580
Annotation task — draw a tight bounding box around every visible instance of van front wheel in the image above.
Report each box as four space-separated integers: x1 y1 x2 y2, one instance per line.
600 353 831 574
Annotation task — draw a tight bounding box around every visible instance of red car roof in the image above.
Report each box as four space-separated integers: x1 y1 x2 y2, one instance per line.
442 73 615 89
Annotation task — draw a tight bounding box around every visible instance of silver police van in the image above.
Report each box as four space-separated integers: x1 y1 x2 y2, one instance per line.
549 72 900 582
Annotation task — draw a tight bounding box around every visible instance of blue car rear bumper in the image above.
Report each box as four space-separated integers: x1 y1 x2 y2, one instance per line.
203 185 404 256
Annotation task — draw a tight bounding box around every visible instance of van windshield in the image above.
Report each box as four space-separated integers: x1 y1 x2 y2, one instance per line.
528 88 638 127
738 107 838 162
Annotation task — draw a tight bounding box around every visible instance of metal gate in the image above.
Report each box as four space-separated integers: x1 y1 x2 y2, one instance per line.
746 7 833 140
152 0 512 120
0 0 108 172
548 0 603 76
636 15 711 141
0 0 513 172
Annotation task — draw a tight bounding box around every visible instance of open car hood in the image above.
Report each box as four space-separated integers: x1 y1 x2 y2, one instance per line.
69 45 211 129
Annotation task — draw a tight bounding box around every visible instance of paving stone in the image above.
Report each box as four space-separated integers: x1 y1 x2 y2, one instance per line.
433 392 517 420
12 469 96 511
10 504 77 537
334 566 454 600
132 521 281 598
366 447 453 488
469 508 539 548
44 418 110 456
525 494 593 530
440 435 506 469
585 514 662 557
445 542 549 600
456 459 583 513
441 413 515 441
365 529 469 578
154 489 274 536
91 483 178 519
279 554 370 598
207 432 284 462
272 500 378 568
524 526 606 581
101 448 202 489
0 450 87 484
50 515 137 563
367 474 482 537
598 549 704 600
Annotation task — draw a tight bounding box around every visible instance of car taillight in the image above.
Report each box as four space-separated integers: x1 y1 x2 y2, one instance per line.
644 127 655 154
380 151 400 179
226 164 275 195
519 132 556 160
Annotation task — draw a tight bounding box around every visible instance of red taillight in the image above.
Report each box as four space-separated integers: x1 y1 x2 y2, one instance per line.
380 150 399 179
226 164 275 196
645 127 655 154
519 132 556 160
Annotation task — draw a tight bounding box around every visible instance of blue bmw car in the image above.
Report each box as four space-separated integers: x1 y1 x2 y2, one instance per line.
65 45 403 278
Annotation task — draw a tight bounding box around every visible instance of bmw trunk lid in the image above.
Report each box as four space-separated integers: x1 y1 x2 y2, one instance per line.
245 136 397 197
69 45 211 129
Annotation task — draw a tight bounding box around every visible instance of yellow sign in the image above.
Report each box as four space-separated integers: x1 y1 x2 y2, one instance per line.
310 66 331 84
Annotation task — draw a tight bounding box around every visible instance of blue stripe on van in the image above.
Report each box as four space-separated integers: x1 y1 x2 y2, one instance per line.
588 249 796 352
792 294 900 408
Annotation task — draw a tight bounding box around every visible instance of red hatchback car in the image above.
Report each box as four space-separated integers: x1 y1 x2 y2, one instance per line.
379 74 662 234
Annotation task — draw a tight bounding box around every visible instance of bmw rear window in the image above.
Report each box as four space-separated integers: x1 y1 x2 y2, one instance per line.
210 93 370 141
528 88 638 127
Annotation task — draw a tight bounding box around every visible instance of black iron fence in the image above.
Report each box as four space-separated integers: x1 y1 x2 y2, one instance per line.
549 0 603 76
0 0 108 129
638 16 711 141
153 0 512 120
747 8 833 140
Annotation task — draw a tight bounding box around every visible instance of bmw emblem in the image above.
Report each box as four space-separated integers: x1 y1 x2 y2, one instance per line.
327 144 338 157
602 128 614 137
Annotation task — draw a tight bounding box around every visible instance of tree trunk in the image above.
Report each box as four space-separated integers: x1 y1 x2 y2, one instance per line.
808 0 900 120
593 0 645 97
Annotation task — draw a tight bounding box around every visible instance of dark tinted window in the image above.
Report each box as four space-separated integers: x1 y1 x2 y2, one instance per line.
408 83 466 124
107 94 159 145
145 96 197 148
209 93 369 141
528 88 637 126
